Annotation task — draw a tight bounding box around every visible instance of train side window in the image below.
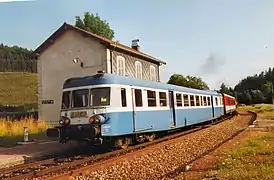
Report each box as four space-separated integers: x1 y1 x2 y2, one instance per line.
159 92 167 106
200 96 203 106
135 89 143 107
203 96 207 106
183 94 189 106
215 97 218 106
195 95 200 106
190 95 195 106
121 88 127 107
207 97 211 106
176 93 182 107
147 90 156 107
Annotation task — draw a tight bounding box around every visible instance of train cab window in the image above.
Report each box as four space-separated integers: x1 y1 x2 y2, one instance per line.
207 97 211 106
190 95 195 106
135 89 143 107
62 91 71 109
176 93 182 107
195 95 200 106
215 97 218 106
72 89 89 108
183 94 189 106
147 90 156 107
90 87 110 106
159 92 167 106
203 96 207 106
121 88 127 107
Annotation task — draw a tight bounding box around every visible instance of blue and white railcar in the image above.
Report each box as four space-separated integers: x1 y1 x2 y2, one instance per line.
46 73 225 148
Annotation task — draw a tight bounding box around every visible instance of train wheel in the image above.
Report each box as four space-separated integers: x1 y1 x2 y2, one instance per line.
145 134 155 142
115 137 131 149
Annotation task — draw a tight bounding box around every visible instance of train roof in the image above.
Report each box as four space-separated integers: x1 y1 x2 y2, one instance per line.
63 73 220 96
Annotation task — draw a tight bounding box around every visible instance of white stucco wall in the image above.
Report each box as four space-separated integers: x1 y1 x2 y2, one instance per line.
38 30 107 125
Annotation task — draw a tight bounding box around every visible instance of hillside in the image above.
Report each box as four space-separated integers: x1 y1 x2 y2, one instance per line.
0 72 37 108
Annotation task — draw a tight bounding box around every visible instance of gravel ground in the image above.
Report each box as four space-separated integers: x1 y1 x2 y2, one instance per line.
72 114 252 180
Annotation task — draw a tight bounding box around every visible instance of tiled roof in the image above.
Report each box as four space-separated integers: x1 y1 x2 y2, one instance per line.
34 22 166 65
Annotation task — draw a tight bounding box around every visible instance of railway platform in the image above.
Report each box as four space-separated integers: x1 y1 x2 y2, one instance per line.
0 140 78 169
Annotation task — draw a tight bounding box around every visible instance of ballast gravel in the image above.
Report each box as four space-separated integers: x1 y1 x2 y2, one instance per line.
72 113 252 180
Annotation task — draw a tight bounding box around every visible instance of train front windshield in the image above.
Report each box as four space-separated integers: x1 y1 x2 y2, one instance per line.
61 87 110 110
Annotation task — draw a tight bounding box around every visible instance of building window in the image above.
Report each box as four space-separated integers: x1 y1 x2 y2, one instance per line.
135 61 142 79
149 65 156 81
117 56 125 76
147 90 156 107
159 92 167 106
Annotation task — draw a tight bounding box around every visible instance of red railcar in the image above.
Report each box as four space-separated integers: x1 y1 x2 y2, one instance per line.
222 93 237 114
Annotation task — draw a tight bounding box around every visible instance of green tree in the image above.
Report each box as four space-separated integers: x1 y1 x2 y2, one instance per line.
167 74 209 90
0 43 36 72
219 83 234 96
75 12 115 40
234 67 274 104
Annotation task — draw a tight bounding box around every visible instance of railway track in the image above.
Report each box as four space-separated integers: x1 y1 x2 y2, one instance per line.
0 112 238 180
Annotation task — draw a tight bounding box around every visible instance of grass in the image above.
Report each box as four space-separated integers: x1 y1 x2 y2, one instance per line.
0 117 51 147
206 130 274 180
0 72 37 106
238 103 274 119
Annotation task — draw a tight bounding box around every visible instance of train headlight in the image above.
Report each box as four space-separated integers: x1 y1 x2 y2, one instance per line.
89 116 95 124
89 115 106 124
59 116 70 125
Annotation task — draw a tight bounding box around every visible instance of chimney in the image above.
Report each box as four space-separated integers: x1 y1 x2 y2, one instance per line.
131 39 140 51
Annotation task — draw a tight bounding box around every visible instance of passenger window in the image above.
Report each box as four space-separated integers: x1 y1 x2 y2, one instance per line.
190 95 195 106
147 90 156 107
207 97 211 106
215 97 218 106
176 93 182 107
159 92 167 106
195 95 200 106
183 94 189 106
203 96 207 106
135 89 143 107
121 88 127 107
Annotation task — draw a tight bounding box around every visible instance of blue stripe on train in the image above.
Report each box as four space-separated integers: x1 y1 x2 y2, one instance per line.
101 107 224 136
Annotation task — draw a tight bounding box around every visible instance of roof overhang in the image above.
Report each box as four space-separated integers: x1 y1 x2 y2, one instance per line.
33 22 167 66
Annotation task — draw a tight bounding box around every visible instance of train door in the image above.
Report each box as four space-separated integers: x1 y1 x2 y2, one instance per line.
211 95 215 118
131 88 136 132
168 91 176 127
131 88 148 132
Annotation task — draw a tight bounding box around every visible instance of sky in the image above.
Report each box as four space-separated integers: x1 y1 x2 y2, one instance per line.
1 0 274 89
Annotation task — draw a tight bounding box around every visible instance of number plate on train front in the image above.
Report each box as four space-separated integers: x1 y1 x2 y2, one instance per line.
70 111 88 118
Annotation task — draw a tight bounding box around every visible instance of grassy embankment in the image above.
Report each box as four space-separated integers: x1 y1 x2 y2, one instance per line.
0 73 51 147
205 104 274 179
238 103 274 119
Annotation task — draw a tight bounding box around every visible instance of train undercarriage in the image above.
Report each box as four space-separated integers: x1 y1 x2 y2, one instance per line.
46 111 237 149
